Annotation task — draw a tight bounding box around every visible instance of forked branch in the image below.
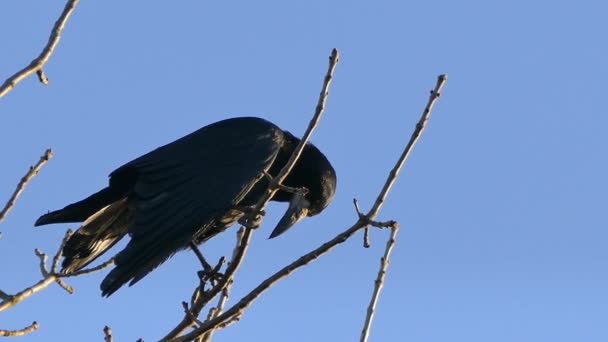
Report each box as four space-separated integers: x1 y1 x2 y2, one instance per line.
0 0 80 98
172 75 447 342
0 230 114 313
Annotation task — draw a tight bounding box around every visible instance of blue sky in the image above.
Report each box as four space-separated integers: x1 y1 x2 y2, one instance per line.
2 0 607 341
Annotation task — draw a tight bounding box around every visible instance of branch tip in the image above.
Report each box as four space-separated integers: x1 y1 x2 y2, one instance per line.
0 149 53 225
0 321 39 337
0 0 80 98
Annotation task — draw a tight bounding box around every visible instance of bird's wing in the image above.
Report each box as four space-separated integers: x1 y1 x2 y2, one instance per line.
101 117 284 295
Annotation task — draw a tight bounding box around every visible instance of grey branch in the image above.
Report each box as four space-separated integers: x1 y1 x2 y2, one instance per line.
360 74 447 342
0 321 39 337
172 73 447 342
360 223 399 342
0 149 52 225
161 229 247 340
199 279 234 342
0 0 80 98
366 74 448 219
161 48 340 342
0 230 113 312
62 257 115 278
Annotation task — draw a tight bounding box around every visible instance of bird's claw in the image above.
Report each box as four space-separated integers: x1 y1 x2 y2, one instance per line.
235 206 265 229
197 256 225 285
197 269 225 285
238 211 264 229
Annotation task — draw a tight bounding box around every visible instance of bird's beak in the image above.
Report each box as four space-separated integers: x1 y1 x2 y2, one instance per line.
269 192 310 239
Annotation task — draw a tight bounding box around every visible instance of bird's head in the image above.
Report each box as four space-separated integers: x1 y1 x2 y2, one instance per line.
269 142 337 238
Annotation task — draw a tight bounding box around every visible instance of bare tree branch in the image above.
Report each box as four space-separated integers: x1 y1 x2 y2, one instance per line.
172 73 447 342
62 257 115 278
0 321 39 337
199 279 234 342
161 48 340 341
0 0 80 98
359 74 447 341
360 222 399 342
51 230 73 273
0 230 113 312
366 74 448 220
0 149 52 225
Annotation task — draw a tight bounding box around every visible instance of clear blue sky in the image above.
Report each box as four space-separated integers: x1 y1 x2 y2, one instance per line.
2 0 607 341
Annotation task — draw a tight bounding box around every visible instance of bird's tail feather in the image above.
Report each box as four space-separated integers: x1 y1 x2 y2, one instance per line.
61 197 134 273
35 186 126 226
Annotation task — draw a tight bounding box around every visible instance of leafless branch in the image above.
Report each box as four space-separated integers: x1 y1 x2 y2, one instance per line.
62 257 115 277
0 149 52 225
172 73 447 342
360 222 399 342
0 321 39 337
0 229 113 312
366 74 447 219
199 279 234 342
0 0 80 98
161 48 340 341
161 228 247 341
359 74 446 341
255 48 340 212
51 230 73 272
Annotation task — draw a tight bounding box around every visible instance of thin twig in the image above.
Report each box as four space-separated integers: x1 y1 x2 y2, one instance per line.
200 279 234 342
52 229 73 272
0 149 52 225
0 231 113 311
0 321 39 337
62 257 115 277
360 223 399 342
182 302 205 327
48 230 75 293
162 229 247 341
161 48 340 342
358 74 447 341
366 74 447 220
34 249 49 277
0 242 70 311
354 199 371 248
0 0 80 98
173 73 447 342
250 48 340 217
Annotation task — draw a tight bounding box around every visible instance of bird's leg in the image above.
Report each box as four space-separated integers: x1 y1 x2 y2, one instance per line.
235 205 266 229
190 242 225 286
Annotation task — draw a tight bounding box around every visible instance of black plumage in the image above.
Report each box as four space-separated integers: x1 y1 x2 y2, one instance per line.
35 117 337 296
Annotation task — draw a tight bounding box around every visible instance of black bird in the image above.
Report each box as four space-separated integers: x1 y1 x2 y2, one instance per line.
35 117 336 296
